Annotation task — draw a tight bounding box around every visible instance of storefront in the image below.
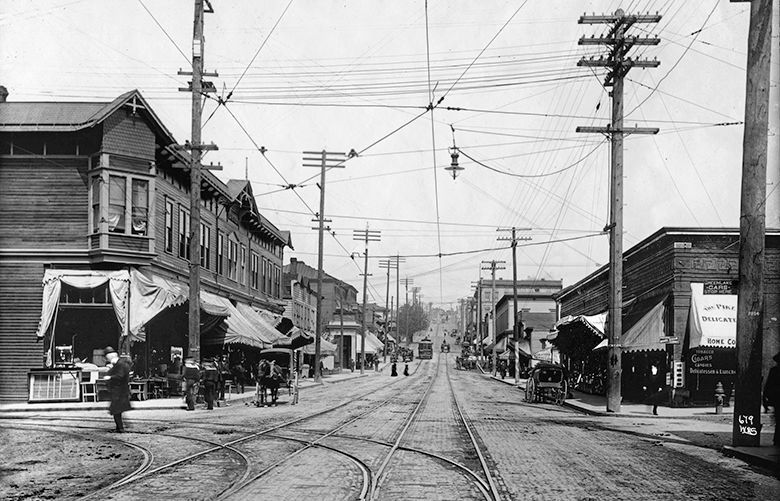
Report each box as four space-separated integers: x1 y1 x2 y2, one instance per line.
553 228 779 407
684 282 737 403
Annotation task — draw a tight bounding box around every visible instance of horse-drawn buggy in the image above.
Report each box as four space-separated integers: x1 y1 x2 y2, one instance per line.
524 362 568 405
254 348 294 407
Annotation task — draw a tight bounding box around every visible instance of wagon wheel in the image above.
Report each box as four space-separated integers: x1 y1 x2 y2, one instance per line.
525 379 536 403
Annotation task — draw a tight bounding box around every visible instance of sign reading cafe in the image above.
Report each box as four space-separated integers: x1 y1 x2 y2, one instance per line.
688 282 737 348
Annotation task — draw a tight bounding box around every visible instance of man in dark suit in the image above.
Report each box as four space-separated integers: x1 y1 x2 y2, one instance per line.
103 346 131 432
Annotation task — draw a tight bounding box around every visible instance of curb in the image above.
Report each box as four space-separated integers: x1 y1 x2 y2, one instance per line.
721 445 780 474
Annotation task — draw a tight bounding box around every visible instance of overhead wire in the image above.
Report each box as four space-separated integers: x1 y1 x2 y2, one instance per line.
457 140 606 178
423 0 444 306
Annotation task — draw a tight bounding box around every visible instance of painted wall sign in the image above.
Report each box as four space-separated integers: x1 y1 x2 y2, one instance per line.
688 283 737 348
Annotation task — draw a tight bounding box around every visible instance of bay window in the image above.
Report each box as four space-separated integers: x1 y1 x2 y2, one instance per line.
108 175 126 233
131 179 148 235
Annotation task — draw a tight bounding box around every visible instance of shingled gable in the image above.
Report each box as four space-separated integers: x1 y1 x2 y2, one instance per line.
225 179 292 250
0 89 175 140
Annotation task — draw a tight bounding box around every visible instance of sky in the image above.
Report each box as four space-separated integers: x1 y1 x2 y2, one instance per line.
2 0 777 309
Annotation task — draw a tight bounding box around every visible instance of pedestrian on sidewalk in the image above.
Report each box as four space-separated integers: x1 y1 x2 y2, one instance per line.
183 357 200 411
201 358 219 410
763 352 780 446
403 363 409 376
103 346 131 432
391 362 398 377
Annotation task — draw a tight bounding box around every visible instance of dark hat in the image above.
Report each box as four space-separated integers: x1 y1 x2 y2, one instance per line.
104 346 116 355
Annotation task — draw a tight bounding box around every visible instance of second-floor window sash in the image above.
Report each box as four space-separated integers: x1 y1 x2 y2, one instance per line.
217 232 225 275
108 175 126 233
178 207 190 260
164 199 174 253
200 223 211 269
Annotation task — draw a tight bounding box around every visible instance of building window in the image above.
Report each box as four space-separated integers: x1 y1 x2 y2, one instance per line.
108 175 126 233
261 258 267 293
217 232 225 275
239 244 247 285
178 206 190 260
91 176 101 233
131 179 148 235
250 252 259 289
264 259 271 293
273 265 281 298
227 240 237 280
164 199 174 253
200 223 211 269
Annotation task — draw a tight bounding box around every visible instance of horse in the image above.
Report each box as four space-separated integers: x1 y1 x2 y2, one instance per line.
254 360 268 406
256 360 282 406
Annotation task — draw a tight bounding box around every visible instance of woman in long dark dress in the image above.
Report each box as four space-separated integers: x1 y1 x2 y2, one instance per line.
103 347 132 432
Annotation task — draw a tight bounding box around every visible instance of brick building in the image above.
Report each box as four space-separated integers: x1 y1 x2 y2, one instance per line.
552 227 780 403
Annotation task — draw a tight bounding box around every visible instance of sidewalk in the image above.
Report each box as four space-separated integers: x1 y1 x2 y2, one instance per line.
484 373 778 473
0 366 386 414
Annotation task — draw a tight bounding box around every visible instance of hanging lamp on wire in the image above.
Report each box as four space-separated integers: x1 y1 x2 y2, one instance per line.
445 124 464 180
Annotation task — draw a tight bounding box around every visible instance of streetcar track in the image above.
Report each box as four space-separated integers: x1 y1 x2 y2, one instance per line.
2 344 455 500
0 424 156 500
446 352 503 500
219 371 436 499
370 348 496 501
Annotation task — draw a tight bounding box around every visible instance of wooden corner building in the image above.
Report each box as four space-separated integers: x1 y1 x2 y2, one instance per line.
0 90 293 403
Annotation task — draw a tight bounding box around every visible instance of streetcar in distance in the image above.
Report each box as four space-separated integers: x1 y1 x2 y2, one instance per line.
417 338 433 359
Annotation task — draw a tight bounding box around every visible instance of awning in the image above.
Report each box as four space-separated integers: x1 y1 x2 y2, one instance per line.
128 270 229 341
498 339 532 359
621 301 666 353
533 348 561 364
688 282 736 349
36 269 131 339
201 292 270 349
554 312 607 337
302 337 337 355
236 302 288 346
358 331 384 354
276 327 310 349
591 301 667 353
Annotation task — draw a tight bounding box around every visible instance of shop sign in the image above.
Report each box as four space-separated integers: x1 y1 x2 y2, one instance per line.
688 348 737 376
703 280 737 295
688 283 737 348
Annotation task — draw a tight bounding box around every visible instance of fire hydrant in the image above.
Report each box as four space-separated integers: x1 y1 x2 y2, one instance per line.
714 381 725 414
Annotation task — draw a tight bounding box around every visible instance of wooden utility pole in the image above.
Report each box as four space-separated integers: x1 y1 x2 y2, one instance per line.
379 258 399 362
730 0 773 448
337 297 345 371
303 150 346 382
482 260 506 376
395 255 404 344
576 9 661 413
177 0 219 362
353 226 381 374
498 227 531 385
471 276 482 352
401 277 414 343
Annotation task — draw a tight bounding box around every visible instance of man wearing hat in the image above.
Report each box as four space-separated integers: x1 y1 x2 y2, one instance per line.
102 346 131 432
183 357 201 411
201 357 219 410
763 352 780 446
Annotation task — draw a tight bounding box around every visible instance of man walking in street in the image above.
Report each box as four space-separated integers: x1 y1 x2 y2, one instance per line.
183 357 200 411
103 346 131 432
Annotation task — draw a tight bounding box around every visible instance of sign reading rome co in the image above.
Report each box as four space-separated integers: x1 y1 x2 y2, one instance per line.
688 283 737 348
